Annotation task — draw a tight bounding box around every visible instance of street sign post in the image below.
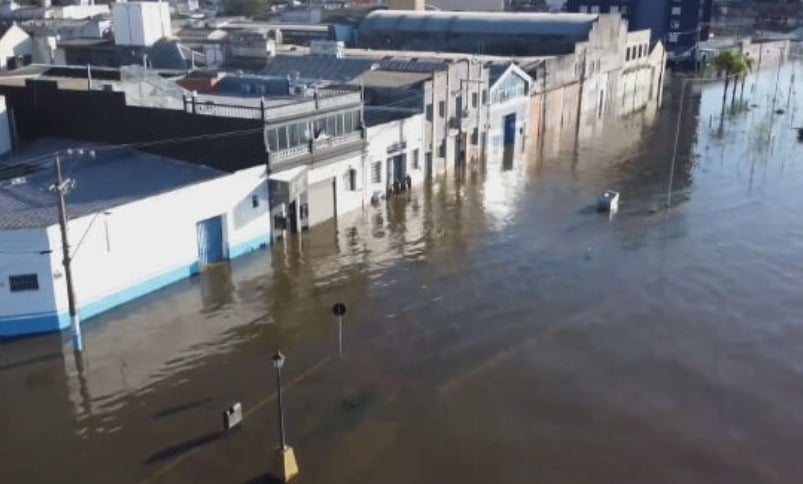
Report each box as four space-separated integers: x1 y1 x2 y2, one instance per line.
332 303 347 358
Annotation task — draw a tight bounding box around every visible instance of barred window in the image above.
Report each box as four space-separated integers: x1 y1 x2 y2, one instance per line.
9 274 38 292
371 161 382 183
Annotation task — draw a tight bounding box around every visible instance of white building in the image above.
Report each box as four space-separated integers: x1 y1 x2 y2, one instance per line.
266 109 427 240
0 138 271 338
0 23 33 69
486 63 532 166
364 109 426 201
112 1 171 47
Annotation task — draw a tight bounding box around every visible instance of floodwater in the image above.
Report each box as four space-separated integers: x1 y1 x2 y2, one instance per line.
2 62 803 484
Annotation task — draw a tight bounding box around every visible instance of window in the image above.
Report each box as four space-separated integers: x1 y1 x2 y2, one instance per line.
626 47 631 61
668 33 679 43
471 127 479 145
472 92 478 108
438 101 445 117
412 149 420 169
481 90 488 105
590 5 599 13
371 161 381 183
456 95 462 113
671 6 681 15
578 5 588 13
9 274 38 292
343 168 357 191
670 20 680 29
426 103 433 121
251 195 259 208
438 140 446 157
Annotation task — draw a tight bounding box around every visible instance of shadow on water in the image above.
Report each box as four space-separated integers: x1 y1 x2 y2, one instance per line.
151 397 214 420
144 431 222 464
199 262 236 314
0 351 63 372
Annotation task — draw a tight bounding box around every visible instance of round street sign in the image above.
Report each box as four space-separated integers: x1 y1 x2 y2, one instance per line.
332 302 347 316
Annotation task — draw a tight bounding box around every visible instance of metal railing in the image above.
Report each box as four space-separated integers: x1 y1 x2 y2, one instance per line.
182 89 362 122
312 131 363 152
270 144 310 164
269 100 317 120
317 91 362 110
270 131 365 168
191 100 264 120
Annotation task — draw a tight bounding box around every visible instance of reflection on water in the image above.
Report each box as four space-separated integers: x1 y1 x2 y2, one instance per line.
2 63 803 483
198 263 235 313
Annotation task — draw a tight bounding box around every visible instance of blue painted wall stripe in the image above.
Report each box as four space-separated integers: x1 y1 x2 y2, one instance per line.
0 232 271 339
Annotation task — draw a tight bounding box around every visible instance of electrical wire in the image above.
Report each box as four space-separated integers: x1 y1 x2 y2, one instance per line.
0 90 429 183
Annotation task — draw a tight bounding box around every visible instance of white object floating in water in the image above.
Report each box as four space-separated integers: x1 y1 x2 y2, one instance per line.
223 402 243 432
597 190 620 214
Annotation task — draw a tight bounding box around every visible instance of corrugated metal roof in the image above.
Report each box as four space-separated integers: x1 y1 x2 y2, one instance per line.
360 10 598 37
259 55 377 82
0 139 223 230
378 59 447 73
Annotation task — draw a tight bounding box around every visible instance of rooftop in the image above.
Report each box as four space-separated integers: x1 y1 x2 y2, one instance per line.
360 10 599 37
352 70 432 88
0 138 223 230
260 55 378 83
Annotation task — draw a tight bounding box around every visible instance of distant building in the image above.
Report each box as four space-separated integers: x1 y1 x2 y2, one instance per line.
427 0 505 10
0 22 33 69
358 10 601 56
256 53 495 176
0 137 270 338
565 0 714 57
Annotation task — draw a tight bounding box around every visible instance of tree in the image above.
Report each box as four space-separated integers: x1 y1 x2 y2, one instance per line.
738 55 755 102
712 51 737 111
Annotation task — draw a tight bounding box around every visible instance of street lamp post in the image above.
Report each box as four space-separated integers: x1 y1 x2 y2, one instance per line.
667 74 740 208
273 351 287 449
666 79 689 209
271 350 298 482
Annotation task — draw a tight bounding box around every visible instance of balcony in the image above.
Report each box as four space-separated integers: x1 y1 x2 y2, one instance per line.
183 88 362 123
269 131 365 170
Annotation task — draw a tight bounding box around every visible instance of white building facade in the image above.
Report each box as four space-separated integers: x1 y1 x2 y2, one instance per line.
0 159 271 338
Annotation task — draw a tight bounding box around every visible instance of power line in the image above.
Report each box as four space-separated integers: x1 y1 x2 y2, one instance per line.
0 90 428 182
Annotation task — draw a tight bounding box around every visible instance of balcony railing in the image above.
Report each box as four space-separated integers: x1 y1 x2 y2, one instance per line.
269 131 365 169
182 88 362 123
312 131 363 152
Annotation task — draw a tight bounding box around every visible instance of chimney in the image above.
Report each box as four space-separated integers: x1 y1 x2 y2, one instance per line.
388 0 424 11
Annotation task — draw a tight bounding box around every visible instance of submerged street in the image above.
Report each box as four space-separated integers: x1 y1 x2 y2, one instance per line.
2 63 803 484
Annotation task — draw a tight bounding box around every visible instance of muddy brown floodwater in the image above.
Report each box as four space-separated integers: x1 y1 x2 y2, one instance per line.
2 63 803 484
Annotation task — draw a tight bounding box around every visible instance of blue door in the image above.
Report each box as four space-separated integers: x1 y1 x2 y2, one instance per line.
197 215 226 267
503 113 517 146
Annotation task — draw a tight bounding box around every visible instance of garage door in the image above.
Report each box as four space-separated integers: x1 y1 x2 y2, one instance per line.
307 178 336 227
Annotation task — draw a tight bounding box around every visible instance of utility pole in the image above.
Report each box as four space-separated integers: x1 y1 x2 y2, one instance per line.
53 153 83 352
51 148 95 352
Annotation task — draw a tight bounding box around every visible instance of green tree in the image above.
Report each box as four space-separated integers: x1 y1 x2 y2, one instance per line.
712 50 737 110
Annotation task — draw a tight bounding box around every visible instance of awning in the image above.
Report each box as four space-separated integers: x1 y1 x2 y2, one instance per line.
268 166 308 206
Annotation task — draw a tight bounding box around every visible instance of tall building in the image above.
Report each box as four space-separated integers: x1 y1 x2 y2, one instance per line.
566 0 713 57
